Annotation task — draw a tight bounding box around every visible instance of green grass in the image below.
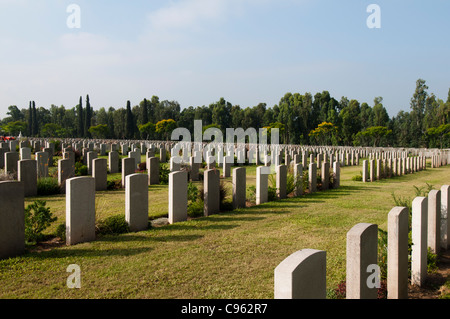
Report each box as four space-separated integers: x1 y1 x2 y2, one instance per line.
2 161 450 299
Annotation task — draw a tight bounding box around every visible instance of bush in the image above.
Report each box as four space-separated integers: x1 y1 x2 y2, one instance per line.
75 162 88 176
427 247 439 273
188 182 199 202
352 174 363 181
247 185 256 202
96 214 130 235
55 223 66 242
268 186 277 201
25 200 57 244
37 177 61 196
107 179 122 190
159 163 170 185
188 199 204 218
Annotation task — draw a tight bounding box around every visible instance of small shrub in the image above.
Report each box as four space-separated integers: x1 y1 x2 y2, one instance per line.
352 174 363 181
96 214 130 235
55 223 66 242
247 185 256 202
25 200 57 244
268 186 277 201
188 199 204 218
378 228 388 280
37 177 61 196
159 164 170 185
107 179 122 190
427 247 439 273
75 162 88 176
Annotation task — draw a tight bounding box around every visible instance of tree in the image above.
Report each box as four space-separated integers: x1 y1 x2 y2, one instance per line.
28 102 32 136
339 99 361 145
41 123 63 137
138 122 155 140
155 119 177 141
6 105 24 122
84 95 92 138
142 98 149 126
410 79 429 147
125 100 134 139
88 124 109 139
308 122 337 146
32 101 38 136
426 124 450 149
2 121 27 136
357 126 392 147
77 97 84 137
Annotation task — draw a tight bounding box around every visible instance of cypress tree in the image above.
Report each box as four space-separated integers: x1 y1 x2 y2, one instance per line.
125 100 134 139
77 96 84 137
28 101 32 136
85 94 91 138
142 98 149 124
32 101 38 137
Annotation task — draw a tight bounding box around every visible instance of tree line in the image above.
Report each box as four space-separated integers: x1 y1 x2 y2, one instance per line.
1 79 449 148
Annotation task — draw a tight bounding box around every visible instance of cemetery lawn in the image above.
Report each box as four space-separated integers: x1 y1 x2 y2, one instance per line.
1 163 449 298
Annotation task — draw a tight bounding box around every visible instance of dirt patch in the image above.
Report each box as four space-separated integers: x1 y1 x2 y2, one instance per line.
408 249 450 299
28 237 66 253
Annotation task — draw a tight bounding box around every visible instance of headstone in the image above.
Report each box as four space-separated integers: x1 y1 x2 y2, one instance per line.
129 150 141 169
65 177 96 246
232 167 246 209
274 249 327 299
20 147 31 160
5 152 19 175
362 160 368 182
428 190 441 254
160 148 166 163
346 223 378 299
411 197 428 286
276 164 287 199
108 151 119 174
308 163 317 193
0 181 24 259
333 161 340 188
256 166 269 205
18 159 37 197
86 151 97 175
168 171 188 224
321 162 329 191
204 169 220 216
36 151 49 178
126 173 149 231
223 156 232 178
387 207 409 299
58 158 73 193
121 158 135 188
147 157 160 185
93 158 107 191
369 159 375 182
43 147 53 167
170 156 181 172
121 144 129 156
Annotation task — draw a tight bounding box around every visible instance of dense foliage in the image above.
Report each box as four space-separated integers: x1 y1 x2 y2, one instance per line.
1 79 448 148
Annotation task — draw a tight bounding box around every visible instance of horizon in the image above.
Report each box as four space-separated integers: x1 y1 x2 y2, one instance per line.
1 0 449 119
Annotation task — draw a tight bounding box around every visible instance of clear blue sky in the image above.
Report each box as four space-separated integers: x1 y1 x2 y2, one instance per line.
0 0 449 119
